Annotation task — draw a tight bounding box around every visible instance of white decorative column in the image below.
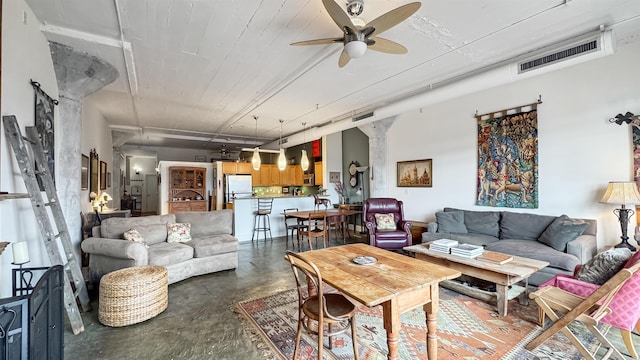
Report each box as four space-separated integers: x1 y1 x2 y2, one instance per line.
358 117 396 198
49 42 118 256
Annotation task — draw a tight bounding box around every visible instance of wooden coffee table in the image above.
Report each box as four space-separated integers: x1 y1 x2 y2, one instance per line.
405 243 549 316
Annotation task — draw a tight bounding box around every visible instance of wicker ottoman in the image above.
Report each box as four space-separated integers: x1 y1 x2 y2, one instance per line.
99 265 168 327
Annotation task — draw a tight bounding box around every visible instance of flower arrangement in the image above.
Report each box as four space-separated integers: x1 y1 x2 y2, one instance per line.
334 181 344 196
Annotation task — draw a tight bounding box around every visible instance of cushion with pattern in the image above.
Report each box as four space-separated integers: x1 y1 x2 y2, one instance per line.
167 223 192 243
374 213 396 230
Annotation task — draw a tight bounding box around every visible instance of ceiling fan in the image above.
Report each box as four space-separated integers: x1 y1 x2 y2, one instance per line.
291 0 421 67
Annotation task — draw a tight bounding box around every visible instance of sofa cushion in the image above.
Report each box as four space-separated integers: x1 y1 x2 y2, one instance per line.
500 212 555 241
186 235 239 257
132 224 168 245
101 214 175 243
575 248 633 285
147 242 193 267
485 239 580 271
436 211 467 233
123 229 148 247
445 208 500 237
538 215 589 251
167 223 192 243
175 210 233 237
375 213 396 230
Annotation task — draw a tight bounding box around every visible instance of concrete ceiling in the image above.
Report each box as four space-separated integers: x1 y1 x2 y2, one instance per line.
24 0 640 155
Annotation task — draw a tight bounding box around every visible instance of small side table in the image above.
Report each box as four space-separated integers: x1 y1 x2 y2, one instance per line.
408 220 430 245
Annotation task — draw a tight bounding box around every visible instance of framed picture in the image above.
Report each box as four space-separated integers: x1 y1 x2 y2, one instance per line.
107 172 112 188
397 159 432 187
100 161 107 190
81 154 89 190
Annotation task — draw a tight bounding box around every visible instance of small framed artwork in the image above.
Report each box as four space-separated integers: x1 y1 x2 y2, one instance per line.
397 159 432 187
100 161 107 190
81 154 89 190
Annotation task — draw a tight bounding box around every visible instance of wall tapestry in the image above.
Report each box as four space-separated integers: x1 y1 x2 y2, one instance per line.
32 80 58 189
476 102 540 208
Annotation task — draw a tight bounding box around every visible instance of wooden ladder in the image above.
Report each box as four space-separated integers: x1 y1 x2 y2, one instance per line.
2 115 90 335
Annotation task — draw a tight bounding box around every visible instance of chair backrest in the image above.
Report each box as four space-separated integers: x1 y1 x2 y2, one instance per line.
285 250 323 307
283 208 299 225
588 261 640 322
603 251 640 330
257 198 273 214
363 198 404 226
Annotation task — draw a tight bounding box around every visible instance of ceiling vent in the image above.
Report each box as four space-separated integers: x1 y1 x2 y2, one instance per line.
352 111 375 122
516 29 615 75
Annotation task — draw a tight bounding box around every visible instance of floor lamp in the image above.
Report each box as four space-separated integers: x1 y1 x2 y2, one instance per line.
599 181 640 251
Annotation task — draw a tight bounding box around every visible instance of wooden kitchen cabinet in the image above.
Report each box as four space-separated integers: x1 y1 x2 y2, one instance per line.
314 161 323 185
251 168 262 186
236 162 252 174
221 162 237 174
168 167 207 213
269 165 280 186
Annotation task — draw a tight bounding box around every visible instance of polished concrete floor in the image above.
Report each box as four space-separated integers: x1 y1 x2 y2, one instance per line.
63 234 637 360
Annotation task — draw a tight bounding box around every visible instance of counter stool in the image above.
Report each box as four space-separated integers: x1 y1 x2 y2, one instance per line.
252 198 273 242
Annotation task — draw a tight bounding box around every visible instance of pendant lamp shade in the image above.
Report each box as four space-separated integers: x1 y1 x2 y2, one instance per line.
252 147 261 170
300 149 309 171
277 148 287 171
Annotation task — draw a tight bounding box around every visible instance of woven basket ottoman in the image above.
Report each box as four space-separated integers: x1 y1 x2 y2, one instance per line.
99 265 168 327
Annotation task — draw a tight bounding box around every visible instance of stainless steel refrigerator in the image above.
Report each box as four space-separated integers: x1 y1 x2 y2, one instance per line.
224 174 253 205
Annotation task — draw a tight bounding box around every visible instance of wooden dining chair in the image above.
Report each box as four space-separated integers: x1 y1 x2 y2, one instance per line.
283 208 308 249
525 261 640 360
298 212 328 250
285 251 359 360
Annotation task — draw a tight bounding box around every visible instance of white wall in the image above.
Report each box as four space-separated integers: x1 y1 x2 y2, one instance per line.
386 41 640 249
81 101 114 212
0 0 60 297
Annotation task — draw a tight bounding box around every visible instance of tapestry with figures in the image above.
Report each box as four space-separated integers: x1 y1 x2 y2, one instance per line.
476 108 538 208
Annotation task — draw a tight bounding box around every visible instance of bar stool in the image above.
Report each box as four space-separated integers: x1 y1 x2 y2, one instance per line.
252 198 273 242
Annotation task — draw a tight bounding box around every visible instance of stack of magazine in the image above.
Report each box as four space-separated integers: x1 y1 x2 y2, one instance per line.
429 239 459 253
450 244 484 258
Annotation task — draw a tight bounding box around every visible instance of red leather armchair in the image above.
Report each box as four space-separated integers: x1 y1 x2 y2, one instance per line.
363 198 412 250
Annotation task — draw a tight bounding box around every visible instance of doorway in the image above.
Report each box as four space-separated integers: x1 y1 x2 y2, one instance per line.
144 174 159 214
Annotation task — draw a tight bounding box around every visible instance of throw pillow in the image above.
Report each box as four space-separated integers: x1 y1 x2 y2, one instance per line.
167 223 192 243
123 228 148 247
538 215 589 251
575 248 633 285
435 211 467 233
374 213 397 230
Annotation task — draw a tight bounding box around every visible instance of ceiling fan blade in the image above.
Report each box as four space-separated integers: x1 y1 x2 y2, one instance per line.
338 49 351 68
365 2 421 36
322 0 354 30
368 36 407 54
291 37 344 46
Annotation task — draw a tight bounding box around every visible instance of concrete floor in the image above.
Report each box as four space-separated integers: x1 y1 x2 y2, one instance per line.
63 234 637 360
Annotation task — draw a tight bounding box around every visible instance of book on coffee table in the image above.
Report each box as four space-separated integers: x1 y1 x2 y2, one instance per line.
478 251 513 264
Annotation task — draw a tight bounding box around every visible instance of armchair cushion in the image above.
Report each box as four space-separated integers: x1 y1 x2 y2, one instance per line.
574 248 633 285
374 213 397 230
538 215 589 251
435 211 467 233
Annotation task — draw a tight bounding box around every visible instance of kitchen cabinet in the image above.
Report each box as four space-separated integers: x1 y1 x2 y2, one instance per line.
251 168 262 186
168 167 207 213
269 165 280 186
222 162 237 174
236 162 253 174
314 161 323 185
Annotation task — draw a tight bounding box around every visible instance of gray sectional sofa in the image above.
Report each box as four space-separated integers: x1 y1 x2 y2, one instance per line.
81 210 238 285
422 207 597 285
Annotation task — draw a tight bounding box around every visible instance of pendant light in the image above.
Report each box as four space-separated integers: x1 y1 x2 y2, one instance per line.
277 119 287 171
251 116 261 170
300 122 310 171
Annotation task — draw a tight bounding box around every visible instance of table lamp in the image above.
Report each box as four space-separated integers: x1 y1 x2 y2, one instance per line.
599 181 640 250
99 192 112 212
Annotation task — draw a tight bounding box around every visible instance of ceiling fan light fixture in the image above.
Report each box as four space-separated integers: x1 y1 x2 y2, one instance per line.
345 41 367 58
346 0 364 16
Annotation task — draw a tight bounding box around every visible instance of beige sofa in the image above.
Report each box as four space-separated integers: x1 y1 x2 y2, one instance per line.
81 210 238 285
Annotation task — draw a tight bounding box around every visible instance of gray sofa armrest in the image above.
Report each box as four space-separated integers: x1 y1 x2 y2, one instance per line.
427 222 438 233
565 234 597 264
81 237 148 265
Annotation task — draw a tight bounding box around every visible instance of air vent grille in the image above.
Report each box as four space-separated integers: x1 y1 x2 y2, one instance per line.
519 39 598 74
279 138 288 145
352 111 374 122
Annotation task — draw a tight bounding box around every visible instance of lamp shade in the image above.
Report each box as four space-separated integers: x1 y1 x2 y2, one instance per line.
252 147 261 170
101 192 112 202
599 181 640 205
344 41 367 58
300 150 309 171
277 148 287 171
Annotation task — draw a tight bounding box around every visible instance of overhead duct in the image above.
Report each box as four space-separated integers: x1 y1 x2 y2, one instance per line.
267 28 616 149
353 111 375 122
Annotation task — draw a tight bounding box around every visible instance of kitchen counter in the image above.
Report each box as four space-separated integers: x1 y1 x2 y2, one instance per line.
232 195 334 242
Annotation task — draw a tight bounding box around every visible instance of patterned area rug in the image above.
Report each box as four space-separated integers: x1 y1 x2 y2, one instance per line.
234 287 609 360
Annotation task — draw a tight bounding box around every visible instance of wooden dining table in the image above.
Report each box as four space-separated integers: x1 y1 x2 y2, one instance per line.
294 243 461 360
284 208 362 242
